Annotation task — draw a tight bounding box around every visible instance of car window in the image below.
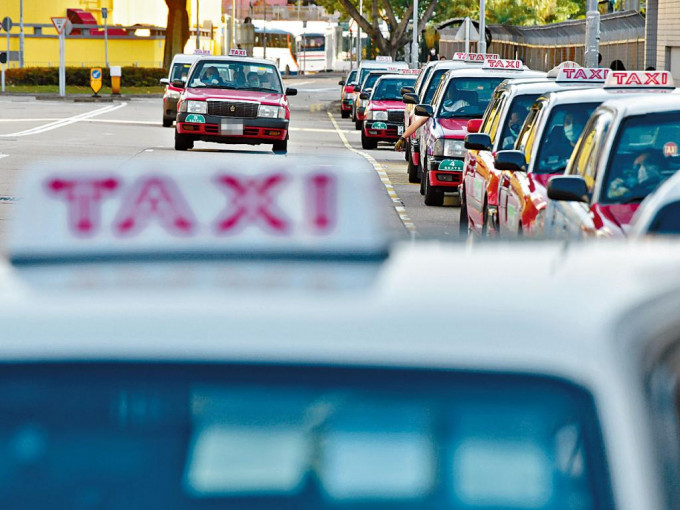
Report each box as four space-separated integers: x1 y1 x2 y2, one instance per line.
436 77 507 119
568 110 613 191
516 100 544 159
648 201 680 234
0 363 614 509
414 66 432 94
499 94 541 150
362 72 388 91
372 78 417 101
347 70 357 84
422 69 448 104
602 111 680 204
188 60 283 93
170 62 192 82
533 102 599 175
480 90 505 135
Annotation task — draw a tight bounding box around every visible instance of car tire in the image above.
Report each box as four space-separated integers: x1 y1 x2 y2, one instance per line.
352 106 357 122
162 117 173 128
419 155 426 195
482 200 489 237
174 131 193 151
459 187 469 237
341 109 350 119
355 119 362 131
407 153 420 183
273 139 288 153
361 131 377 150
423 172 444 206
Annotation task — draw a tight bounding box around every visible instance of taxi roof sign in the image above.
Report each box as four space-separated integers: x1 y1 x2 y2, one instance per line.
546 61 581 78
453 52 499 62
400 68 421 74
376 56 392 62
481 59 523 70
604 70 675 88
194 48 212 55
555 67 609 83
9 157 389 263
228 49 247 57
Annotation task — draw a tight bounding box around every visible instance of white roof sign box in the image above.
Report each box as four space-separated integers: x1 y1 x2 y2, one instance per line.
481 59 523 70
9 157 389 263
555 67 609 83
604 70 675 89
228 49 247 57
453 53 499 62
376 56 392 62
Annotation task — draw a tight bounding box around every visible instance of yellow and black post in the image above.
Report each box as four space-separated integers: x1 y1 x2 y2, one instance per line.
90 67 103 97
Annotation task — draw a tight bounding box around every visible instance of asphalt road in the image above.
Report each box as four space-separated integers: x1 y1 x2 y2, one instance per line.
0 75 463 248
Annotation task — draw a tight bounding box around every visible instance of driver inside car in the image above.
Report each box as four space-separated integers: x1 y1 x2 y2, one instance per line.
441 88 476 116
608 150 667 200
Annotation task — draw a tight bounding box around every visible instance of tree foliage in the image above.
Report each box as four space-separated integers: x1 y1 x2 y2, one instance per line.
164 0 190 69
432 0 584 25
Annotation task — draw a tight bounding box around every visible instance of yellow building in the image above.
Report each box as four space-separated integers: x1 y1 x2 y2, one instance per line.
3 0 223 68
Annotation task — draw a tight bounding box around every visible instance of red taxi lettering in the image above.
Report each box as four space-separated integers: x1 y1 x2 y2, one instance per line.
46 177 119 237
214 174 290 235
307 174 336 233
114 177 197 237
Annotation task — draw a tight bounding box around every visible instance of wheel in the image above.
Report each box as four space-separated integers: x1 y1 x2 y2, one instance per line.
419 155 426 195
361 130 377 150
352 106 357 122
481 200 489 237
273 139 288 153
162 117 173 128
423 172 444 206
407 151 420 183
459 186 469 237
174 131 193 151
355 119 362 130
341 109 350 119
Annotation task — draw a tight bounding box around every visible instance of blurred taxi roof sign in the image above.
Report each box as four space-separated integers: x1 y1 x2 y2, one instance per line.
452 53 499 62
228 49 247 57
546 61 581 78
194 48 212 55
481 59 523 70
604 70 675 89
555 67 609 83
376 56 392 62
9 157 389 263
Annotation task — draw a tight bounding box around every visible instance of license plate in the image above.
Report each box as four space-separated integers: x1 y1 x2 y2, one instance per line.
398 126 404 135
220 119 243 136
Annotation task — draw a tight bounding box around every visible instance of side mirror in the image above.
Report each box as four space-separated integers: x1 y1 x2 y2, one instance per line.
285 87 298 96
464 133 492 151
338 80 345 85
402 92 420 105
547 176 589 202
360 92 369 100
494 150 527 172
467 118 483 134
160 78 170 85
414 104 433 117
171 79 186 88
400 86 415 95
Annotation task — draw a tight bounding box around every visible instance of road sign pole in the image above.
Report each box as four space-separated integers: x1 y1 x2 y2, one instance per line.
59 31 65 97
465 17 470 53
104 16 109 67
20 0 24 67
584 0 600 68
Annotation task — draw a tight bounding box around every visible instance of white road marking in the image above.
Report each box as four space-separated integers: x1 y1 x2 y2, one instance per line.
327 111 416 236
0 118 61 123
0 103 128 137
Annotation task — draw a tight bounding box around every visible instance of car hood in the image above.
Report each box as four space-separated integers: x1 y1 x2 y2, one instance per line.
437 118 470 139
370 100 405 110
593 203 640 234
185 88 285 105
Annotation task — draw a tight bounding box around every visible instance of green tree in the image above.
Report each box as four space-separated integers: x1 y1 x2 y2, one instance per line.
433 0 584 26
164 0 190 69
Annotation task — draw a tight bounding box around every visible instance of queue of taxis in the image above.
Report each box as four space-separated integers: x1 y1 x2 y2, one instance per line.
414 60 544 206
402 54 499 183
173 51 297 153
338 69 358 118
360 72 418 149
546 82 680 239
6 153 680 508
459 66 608 236
350 59 410 126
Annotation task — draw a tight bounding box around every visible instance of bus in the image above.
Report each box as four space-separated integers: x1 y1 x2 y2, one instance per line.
253 27 299 76
297 32 328 73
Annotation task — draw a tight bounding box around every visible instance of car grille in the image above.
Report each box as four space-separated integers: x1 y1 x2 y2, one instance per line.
207 101 259 118
387 110 404 123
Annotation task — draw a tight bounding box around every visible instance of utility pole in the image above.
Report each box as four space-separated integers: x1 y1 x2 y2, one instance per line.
102 7 109 68
263 0 267 59
196 0 200 49
411 0 418 68
584 0 600 67
478 0 486 54
231 0 236 49
19 0 24 68
356 0 363 65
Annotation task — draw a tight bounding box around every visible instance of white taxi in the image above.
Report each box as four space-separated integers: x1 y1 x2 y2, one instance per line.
3 156 680 508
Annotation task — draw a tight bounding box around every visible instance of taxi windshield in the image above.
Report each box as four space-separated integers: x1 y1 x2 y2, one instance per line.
170 63 192 82
362 72 387 91
0 363 613 509
499 94 541 150
422 68 448 103
372 78 417 101
534 102 599 174
602 111 680 204
188 60 283 93
438 77 506 119
347 70 357 84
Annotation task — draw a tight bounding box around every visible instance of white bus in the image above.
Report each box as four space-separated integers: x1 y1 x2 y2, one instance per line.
253 27 299 76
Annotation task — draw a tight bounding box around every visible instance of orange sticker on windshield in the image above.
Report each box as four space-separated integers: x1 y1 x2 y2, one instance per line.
664 142 678 157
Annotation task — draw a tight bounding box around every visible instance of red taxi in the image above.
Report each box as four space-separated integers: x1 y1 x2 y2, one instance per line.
174 52 297 153
546 73 679 239
415 60 543 206
461 66 607 236
338 69 357 119
361 73 418 150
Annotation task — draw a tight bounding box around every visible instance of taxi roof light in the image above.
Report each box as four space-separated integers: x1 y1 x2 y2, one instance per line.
554 67 609 83
9 157 390 264
546 61 581 79
453 53 500 62
481 59 524 70
603 70 675 89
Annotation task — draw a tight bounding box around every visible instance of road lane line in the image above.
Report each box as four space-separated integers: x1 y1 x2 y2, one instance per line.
327 111 416 236
0 102 127 137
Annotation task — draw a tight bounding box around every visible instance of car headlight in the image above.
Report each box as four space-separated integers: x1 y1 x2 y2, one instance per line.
186 100 207 114
372 111 388 121
165 89 181 100
444 139 466 157
258 105 285 119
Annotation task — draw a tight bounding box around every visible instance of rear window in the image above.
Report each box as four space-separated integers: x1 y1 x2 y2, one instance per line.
0 363 614 509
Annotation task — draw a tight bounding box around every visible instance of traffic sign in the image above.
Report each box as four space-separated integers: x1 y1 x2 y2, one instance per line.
1 17 12 33
101 7 108 19
51 17 68 35
90 68 103 96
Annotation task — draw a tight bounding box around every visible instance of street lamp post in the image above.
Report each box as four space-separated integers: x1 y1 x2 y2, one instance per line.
19 0 24 68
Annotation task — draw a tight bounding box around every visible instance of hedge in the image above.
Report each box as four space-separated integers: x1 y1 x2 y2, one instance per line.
6 67 167 87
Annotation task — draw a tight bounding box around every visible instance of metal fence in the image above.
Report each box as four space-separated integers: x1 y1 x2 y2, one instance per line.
439 11 646 71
